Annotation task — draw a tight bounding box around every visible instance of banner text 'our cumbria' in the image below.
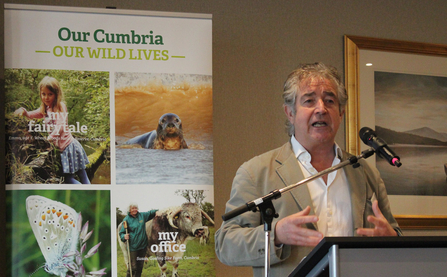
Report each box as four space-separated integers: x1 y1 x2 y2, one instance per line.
43 27 181 61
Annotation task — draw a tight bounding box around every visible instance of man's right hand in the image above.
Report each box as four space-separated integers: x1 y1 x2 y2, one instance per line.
274 206 323 247
124 233 130 240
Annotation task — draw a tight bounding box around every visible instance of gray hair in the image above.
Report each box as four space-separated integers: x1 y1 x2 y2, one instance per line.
282 62 348 136
127 202 139 213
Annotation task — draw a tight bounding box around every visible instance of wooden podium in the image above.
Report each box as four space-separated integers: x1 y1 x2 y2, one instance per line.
288 236 447 277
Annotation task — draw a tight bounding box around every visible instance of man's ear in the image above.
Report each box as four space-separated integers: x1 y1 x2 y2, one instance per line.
284 104 294 122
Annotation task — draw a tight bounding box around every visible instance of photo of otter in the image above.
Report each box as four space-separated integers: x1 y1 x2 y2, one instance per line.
115 72 213 185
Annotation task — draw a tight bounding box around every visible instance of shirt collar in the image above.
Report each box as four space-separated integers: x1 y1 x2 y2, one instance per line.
290 135 343 162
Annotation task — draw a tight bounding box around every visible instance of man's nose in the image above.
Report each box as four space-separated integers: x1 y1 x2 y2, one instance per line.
315 99 327 113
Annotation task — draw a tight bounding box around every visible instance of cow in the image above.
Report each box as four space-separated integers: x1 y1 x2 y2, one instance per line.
118 203 214 277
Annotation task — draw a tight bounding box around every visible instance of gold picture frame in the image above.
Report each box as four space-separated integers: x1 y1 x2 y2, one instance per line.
344 35 447 229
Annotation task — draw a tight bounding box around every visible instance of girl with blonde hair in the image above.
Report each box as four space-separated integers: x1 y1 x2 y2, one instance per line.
14 76 91 184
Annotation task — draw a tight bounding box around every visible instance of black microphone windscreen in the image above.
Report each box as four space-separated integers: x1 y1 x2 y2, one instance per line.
359 127 375 145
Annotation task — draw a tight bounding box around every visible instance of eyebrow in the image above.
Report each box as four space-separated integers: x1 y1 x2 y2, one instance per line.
323 91 337 98
301 91 337 98
301 91 316 98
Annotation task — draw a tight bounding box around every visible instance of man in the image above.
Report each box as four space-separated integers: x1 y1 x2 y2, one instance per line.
119 203 159 277
215 62 401 276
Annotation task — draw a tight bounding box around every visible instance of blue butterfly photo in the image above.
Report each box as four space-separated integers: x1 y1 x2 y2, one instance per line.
6 190 111 277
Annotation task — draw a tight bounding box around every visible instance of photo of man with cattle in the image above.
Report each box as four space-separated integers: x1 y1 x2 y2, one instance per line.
115 185 215 277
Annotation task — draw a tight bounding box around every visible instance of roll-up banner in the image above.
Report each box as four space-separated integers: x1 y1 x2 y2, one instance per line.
4 4 214 277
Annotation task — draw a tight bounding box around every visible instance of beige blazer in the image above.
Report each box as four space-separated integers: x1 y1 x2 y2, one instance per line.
215 142 401 277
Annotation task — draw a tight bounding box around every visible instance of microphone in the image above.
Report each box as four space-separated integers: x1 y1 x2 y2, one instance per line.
359 127 402 167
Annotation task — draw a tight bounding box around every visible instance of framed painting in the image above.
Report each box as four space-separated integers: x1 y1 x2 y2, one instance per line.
344 35 447 229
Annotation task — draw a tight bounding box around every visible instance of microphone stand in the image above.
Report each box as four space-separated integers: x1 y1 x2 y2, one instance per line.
221 148 376 277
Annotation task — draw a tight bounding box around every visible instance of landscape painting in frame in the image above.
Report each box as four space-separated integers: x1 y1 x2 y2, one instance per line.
374 71 447 196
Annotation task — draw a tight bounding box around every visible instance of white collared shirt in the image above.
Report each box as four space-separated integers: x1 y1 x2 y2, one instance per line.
290 136 353 236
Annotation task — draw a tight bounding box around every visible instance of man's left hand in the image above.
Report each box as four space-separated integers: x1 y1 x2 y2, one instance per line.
356 200 397 237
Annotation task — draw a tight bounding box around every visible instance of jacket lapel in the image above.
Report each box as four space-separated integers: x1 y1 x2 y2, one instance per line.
275 142 317 230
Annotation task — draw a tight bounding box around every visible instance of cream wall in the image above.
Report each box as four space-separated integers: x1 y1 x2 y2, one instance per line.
2 1 447 276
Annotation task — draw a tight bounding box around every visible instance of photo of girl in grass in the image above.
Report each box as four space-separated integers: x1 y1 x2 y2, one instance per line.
5 69 110 184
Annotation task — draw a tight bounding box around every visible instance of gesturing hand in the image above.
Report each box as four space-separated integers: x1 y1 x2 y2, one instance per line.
274 206 323 247
356 200 397 237
14 108 25 116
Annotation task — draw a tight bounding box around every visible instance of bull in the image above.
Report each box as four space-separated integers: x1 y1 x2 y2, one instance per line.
118 203 214 277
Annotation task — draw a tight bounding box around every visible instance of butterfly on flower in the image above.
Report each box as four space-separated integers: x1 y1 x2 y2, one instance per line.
26 195 79 276
26 195 106 277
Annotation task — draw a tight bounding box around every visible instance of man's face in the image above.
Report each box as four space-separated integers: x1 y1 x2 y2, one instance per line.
285 77 344 150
